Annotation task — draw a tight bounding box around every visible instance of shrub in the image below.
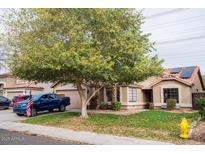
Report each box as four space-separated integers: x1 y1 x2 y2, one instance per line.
166 99 176 110
196 97 205 120
144 103 149 109
112 102 121 111
149 103 154 110
99 102 108 110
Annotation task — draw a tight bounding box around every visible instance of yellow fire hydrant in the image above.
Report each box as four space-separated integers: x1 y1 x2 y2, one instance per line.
179 117 190 139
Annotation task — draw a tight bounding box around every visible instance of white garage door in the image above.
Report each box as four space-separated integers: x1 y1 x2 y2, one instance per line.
6 91 24 100
56 90 82 109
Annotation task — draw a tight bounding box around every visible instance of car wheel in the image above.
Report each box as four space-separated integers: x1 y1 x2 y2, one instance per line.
16 113 24 116
59 104 65 112
48 109 54 112
30 108 37 117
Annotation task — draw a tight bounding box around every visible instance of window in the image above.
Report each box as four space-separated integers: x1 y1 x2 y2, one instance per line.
41 94 49 100
163 88 179 103
49 94 56 99
128 88 137 102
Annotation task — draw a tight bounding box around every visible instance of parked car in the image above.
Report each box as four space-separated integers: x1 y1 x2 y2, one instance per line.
10 95 31 107
13 93 70 116
0 96 11 109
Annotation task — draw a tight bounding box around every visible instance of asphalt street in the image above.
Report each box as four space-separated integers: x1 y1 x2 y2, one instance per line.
0 129 85 145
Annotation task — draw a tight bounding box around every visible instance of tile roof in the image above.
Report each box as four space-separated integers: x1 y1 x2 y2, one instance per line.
0 73 13 78
139 66 204 89
4 83 44 90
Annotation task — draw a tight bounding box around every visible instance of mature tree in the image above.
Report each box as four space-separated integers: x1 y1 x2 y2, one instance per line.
3 9 163 118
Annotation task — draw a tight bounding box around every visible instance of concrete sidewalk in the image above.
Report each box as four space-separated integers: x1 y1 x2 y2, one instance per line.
0 122 172 145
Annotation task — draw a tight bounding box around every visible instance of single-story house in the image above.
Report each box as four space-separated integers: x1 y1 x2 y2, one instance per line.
0 73 53 99
52 66 205 110
1 66 204 110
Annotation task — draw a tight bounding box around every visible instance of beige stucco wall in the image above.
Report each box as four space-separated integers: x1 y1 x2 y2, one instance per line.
36 82 53 93
98 88 104 103
0 77 16 87
56 89 82 109
0 78 6 86
6 77 16 86
0 76 17 98
120 87 128 106
191 73 204 93
120 86 145 109
152 80 192 108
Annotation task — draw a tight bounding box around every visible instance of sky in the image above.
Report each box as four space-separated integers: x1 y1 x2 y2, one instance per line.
0 8 205 74
142 8 205 74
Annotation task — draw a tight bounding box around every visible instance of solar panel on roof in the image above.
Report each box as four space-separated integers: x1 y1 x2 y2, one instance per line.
180 66 195 78
170 67 181 73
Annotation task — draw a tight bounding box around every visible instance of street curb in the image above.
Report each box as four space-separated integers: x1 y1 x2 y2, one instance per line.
0 122 173 145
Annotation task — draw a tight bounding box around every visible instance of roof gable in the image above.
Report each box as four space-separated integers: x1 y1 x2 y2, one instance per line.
140 66 205 90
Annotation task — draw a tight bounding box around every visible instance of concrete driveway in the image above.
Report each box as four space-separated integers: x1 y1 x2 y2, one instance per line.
0 108 26 123
0 108 63 123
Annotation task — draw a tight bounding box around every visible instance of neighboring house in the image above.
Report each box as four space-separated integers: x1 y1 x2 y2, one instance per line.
52 66 205 110
0 73 53 100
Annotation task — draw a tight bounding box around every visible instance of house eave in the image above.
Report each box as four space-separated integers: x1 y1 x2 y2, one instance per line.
151 78 192 87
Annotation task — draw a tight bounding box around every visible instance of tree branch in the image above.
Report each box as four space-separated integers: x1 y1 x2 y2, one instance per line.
85 86 103 105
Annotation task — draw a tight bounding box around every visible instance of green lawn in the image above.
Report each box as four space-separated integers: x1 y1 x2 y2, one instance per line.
22 110 200 144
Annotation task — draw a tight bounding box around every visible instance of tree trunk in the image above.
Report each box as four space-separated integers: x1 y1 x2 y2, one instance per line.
81 99 88 118
76 82 88 118
76 82 103 118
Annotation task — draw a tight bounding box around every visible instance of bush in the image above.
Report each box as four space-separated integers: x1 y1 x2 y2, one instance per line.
144 103 154 109
166 99 176 110
144 103 149 109
112 102 121 111
99 102 108 110
149 103 154 110
197 97 205 120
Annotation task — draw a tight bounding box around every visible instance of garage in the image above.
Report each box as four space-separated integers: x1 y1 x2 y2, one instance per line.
6 91 24 100
56 89 82 109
